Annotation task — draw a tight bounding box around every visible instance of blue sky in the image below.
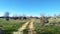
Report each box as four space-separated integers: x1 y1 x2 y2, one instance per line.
0 0 60 16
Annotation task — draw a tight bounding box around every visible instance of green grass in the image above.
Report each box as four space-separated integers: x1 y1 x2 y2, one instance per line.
1 18 60 34
34 18 60 34
0 18 25 34
24 18 60 34
34 22 60 34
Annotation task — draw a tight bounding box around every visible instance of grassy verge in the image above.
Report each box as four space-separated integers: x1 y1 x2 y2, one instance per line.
34 22 60 34
0 18 25 34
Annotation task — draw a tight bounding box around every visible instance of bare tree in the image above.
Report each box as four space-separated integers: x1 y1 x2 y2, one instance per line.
40 13 49 26
4 12 9 21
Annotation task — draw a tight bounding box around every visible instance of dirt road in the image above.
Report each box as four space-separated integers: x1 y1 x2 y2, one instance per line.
13 19 37 34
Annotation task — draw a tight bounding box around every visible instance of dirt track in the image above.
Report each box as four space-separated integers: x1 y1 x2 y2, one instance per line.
13 19 37 34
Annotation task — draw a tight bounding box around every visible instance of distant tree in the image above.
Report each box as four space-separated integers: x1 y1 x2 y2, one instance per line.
54 14 57 19
22 14 27 20
18 15 22 20
57 14 60 18
23 16 27 20
44 17 49 23
12 15 18 20
4 12 9 21
40 13 49 26
35 17 39 19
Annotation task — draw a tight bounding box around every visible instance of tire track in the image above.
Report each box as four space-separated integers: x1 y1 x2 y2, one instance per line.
13 19 37 34
28 19 37 34
13 21 30 34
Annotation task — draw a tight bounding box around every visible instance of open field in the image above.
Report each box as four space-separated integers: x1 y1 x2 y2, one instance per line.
0 18 60 34
34 18 60 34
0 18 28 34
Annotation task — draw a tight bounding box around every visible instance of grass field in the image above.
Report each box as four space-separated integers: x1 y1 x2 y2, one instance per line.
0 18 60 34
0 18 27 34
34 18 60 34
